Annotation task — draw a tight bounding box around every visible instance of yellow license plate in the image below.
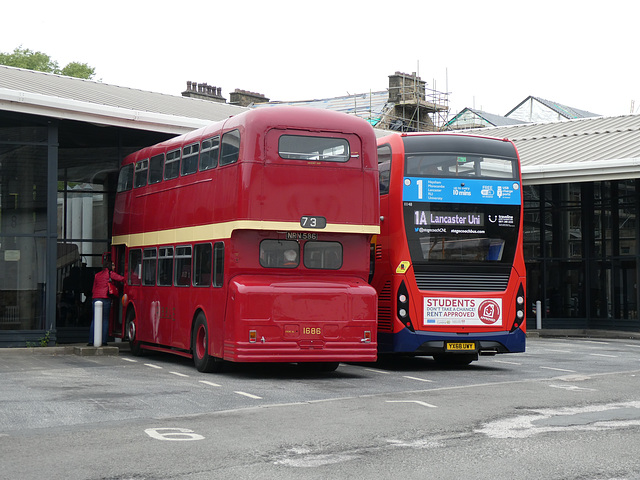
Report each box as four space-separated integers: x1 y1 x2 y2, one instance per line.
446 342 476 351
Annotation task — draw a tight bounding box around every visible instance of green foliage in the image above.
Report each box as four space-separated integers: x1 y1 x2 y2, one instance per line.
26 330 52 348
61 62 95 79
0 46 95 79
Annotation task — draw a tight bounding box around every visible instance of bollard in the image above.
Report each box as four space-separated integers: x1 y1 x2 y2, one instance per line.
536 300 542 330
94 300 103 347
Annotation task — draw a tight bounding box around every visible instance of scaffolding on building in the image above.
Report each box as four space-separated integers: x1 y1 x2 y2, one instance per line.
376 71 450 132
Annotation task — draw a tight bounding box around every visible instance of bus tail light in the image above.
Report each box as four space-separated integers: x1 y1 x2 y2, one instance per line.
511 284 526 332
362 330 372 343
249 330 257 343
397 281 415 332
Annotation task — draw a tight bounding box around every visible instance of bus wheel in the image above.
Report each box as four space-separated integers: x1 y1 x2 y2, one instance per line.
433 354 476 366
192 314 224 373
126 310 143 356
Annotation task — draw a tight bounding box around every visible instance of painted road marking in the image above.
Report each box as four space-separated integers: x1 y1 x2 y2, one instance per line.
403 376 434 383
387 400 437 408
170 371 190 377
235 391 262 399
364 368 391 374
145 427 204 441
199 380 221 387
121 358 137 363
589 353 618 358
477 401 640 438
492 359 522 365
548 384 596 392
144 363 163 369
540 366 576 373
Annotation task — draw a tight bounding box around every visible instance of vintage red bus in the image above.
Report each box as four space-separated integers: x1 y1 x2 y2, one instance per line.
370 132 526 364
110 107 379 372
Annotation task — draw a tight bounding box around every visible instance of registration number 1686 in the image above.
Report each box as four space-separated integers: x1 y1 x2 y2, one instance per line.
303 327 322 335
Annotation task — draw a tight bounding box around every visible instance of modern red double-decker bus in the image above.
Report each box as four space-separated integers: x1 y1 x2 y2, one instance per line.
370 132 526 364
111 107 379 372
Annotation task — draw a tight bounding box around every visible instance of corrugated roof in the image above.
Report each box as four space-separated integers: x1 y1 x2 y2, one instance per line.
460 114 640 184
0 65 246 132
446 107 527 128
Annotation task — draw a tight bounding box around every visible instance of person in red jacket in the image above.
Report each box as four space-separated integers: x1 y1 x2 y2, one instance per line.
88 259 124 346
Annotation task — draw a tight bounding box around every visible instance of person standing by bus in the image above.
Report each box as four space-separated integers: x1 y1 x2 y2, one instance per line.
88 259 124 346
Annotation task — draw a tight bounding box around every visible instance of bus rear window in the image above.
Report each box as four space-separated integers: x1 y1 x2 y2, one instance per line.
260 240 299 269
279 135 349 162
304 241 342 269
405 154 518 179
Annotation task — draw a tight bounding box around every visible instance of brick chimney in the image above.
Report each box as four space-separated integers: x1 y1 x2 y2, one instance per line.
181 81 226 103
229 89 270 107
388 71 426 104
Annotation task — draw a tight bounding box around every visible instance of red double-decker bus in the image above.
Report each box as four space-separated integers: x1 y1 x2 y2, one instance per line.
370 132 526 364
111 107 379 372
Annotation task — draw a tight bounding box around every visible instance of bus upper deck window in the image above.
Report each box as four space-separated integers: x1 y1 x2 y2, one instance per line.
181 143 199 176
149 154 164 184
279 135 349 162
134 159 149 188
165 149 180 180
117 164 134 192
220 130 240 166
200 136 220 171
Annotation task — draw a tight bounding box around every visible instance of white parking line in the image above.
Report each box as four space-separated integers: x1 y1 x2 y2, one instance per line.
364 368 391 374
121 358 137 363
589 353 618 358
403 376 433 383
170 371 190 377
235 391 262 399
492 359 522 365
144 363 163 369
540 366 576 373
199 380 221 387
582 340 610 345
387 400 437 408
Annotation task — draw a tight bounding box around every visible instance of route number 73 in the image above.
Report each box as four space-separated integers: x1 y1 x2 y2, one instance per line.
300 216 327 229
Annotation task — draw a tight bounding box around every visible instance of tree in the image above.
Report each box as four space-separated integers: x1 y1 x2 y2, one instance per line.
0 46 95 80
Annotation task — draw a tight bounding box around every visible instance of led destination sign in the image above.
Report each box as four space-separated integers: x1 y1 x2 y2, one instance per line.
403 177 521 205
414 211 484 227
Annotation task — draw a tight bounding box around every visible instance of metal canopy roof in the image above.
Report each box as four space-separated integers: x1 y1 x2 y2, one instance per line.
444 115 640 185
0 65 247 134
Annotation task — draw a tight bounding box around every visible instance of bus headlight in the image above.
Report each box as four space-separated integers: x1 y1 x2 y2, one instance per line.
399 294 407 303
399 308 407 318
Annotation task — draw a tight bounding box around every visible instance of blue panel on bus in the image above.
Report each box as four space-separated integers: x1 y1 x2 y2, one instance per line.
402 177 521 205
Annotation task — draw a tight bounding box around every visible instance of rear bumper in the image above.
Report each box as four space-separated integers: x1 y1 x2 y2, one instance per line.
379 327 526 355
225 341 377 363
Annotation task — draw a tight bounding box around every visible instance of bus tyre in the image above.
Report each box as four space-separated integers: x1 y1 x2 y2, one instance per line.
192 314 223 373
126 310 143 357
433 354 476 366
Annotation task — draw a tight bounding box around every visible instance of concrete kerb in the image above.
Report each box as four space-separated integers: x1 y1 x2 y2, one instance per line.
0 343 128 356
1 330 639 357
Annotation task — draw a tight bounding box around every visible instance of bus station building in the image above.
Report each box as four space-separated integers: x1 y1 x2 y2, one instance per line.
1 64 640 346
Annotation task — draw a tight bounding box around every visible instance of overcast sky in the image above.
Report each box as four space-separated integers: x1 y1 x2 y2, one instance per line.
2 0 638 118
